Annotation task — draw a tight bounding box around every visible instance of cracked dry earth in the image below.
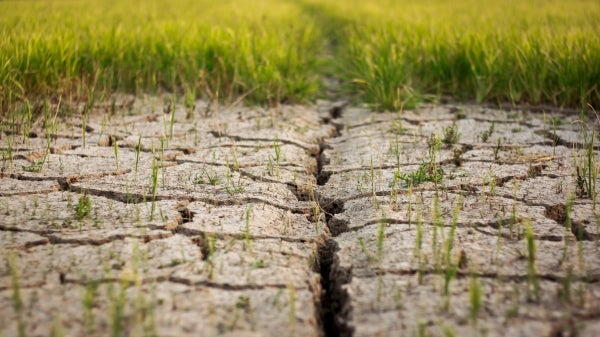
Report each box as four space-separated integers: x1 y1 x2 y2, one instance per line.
1 97 600 337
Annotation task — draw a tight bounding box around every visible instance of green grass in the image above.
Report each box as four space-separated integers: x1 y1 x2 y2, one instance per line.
1 0 598 114
306 0 600 111
0 0 322 112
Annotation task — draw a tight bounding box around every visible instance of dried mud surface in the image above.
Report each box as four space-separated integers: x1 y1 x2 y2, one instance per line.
1 96 599 337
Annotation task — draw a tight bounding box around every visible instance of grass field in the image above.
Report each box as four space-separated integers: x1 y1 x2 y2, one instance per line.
321 0 600 110
1 0 599 114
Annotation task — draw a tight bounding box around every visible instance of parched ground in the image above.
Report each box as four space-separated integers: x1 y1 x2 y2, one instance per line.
1 97 599 337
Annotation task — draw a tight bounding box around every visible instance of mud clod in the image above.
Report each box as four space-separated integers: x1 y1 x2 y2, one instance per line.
545 204 567 224
177 206 195 224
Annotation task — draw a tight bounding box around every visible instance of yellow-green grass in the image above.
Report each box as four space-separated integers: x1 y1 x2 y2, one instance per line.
0 0 323 112
1 0 599 114
305 0 600 111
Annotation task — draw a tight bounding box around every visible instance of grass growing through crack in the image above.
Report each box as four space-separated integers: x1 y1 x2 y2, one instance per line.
195 167 221 187
395 162 444 188
442 123 460 146
307 182 321 235
75 193 93 221
480 122 495 143
224 170 245 196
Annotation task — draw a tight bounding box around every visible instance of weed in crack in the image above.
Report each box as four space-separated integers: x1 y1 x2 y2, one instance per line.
479 122 495 143
394 162 443 188
442 122 460 146
75 193 93 221
493 138 502 161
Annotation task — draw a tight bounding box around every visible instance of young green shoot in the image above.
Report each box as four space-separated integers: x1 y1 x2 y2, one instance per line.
244 205 253 255
230 145 240 172
493 138 502 161
414 195 424 284
75 193 93 221
469 272 482 326
83 281 100 334
377 210 387 264
273 136 281 165
224 170 244 196
9 254 26 337
149 158 159 220
442 196 463 311
107 281 128 337
288 283 296 332
442 122 460 146
524 222 540 301
480 122 495 143
134 135 142 174
113 139 119 170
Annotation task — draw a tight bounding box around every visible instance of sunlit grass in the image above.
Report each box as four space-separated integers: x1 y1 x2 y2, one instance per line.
0 0 322 112
308 0 600 110
1 0 598 114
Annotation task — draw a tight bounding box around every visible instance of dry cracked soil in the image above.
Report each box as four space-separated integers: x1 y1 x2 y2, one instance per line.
1 96 600 337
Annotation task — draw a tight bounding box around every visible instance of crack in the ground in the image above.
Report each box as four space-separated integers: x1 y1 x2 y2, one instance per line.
59 275 170 287
209 131 319 154
0 225 175 247
45 231 174 246
176 226 316 244
64 182 313 214
316 236 354 337
311 103 354 337
0 169 131 183
168 277 302 290
537 129 600 151
353 268 600 284
324 216 568 242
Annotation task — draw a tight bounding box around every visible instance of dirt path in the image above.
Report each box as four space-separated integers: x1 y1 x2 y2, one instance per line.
1 98 599 336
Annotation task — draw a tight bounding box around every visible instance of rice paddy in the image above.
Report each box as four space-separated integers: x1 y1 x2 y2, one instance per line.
1 0 599 114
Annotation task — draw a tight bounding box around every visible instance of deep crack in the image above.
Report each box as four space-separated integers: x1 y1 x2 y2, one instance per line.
317 237 353 337
311 102 354 337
